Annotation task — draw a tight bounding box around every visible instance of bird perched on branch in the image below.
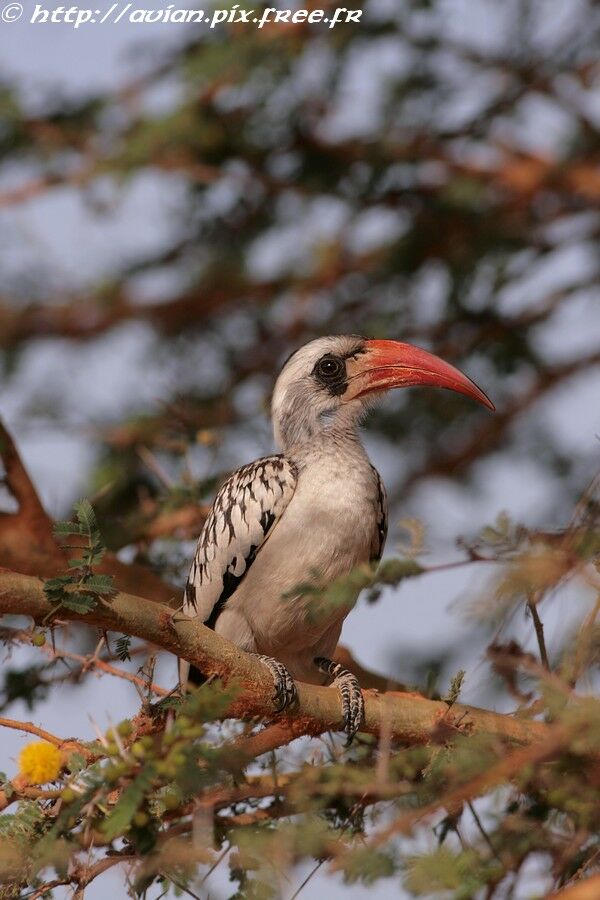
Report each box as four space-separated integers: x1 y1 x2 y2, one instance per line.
180 336 493 741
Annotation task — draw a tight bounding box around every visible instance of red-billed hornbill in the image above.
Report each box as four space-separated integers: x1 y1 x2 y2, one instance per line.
180 335 493 741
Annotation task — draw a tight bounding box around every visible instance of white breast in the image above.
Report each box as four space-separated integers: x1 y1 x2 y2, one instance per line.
216 447 379 664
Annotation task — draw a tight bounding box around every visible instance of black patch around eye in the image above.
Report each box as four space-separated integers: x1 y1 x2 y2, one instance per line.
313 354 348 396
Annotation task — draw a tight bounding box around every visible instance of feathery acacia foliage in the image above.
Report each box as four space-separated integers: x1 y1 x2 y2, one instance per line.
0 485 599 897
43 500 115 616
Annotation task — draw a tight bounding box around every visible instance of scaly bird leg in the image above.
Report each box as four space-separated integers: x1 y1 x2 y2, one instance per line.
314 656 364 745
257 655 298 712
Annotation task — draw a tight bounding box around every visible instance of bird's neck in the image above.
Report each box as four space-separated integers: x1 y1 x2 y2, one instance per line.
280 419 369 466
275 400 367 454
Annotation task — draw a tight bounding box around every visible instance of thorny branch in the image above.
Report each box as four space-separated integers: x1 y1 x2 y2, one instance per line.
0 716 67 747
0 569 548 749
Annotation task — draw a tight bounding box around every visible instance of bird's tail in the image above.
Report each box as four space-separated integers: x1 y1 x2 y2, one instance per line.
178 658 190 693
178 658 209 691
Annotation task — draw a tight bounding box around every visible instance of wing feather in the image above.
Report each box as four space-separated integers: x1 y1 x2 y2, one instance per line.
370 467 388 563
184 455 297 628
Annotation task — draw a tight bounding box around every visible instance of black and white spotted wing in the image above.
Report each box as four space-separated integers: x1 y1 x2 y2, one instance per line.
184 455 297 629
370 467 388 563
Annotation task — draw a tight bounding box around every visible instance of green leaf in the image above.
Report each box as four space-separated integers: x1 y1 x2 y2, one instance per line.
61 592 97 614
443 669 466 707
404 847 501 898
44 575 73 589
89 542 106 563
74 498 98 534
46 499 110 615
101 766 155 840
376 558 424 584
44 574 76 605
341 846 396 885
115 635 132 661
66 752 87 774
83 573 115 594
53 521 85 536
178 678 240 723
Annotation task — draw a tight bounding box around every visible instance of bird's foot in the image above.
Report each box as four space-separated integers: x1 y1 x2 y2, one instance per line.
315 657 364 746
257 655 298 712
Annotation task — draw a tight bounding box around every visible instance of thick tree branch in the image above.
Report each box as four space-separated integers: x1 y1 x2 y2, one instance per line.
551 874 600 899
0 419 175 604
0 569 547 747
0 421 57 561
0 420 423 697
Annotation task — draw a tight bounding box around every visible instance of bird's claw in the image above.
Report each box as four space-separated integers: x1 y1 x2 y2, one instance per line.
315 657 364 746
258 655 298 712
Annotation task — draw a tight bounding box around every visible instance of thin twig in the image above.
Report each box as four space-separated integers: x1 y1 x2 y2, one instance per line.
467 800 501 862
198 845 230 888
567 593 600 687
166 875 204 900
26 879 70 900
289 861 324 900
527 591 550 670
137 445 175 489
0 716 64 746
76 854 136 890
44 646 169 697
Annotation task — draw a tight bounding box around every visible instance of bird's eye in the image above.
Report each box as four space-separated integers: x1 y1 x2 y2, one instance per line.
315 356 344 380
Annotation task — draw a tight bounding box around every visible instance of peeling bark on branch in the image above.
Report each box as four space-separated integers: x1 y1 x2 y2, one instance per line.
0 569 547 747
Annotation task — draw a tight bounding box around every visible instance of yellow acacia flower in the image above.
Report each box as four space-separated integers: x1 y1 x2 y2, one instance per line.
18 741 62 785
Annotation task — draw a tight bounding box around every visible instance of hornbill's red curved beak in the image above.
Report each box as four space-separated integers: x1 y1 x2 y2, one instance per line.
344 339 495 411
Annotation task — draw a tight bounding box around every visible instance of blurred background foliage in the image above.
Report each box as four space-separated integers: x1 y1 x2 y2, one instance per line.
0 0 599 687
0 0 600 896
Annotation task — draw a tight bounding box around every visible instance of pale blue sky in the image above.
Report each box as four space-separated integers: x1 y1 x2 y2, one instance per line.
1 3 599 897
